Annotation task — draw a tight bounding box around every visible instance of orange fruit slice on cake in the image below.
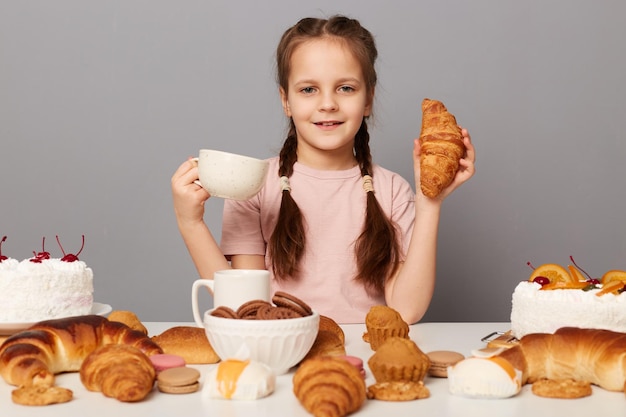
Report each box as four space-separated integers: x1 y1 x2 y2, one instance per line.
567 265 588 282
601 270 626 285
529 263 575 284
596 280 625 296
540 281 589 290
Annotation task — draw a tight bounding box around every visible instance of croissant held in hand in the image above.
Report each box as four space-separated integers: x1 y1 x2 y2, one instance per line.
0 315 162 388
418 98 466 198
80 344 156 402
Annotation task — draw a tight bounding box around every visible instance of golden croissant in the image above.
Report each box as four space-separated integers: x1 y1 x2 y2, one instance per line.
293 356 366 417
419 98 465 198
0 315 162 388
80 344 156 402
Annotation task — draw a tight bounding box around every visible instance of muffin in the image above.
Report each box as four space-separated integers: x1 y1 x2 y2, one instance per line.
364 305 409 350
368 337 431 383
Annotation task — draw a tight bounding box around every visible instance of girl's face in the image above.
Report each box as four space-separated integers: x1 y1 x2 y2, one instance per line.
280 38 372 170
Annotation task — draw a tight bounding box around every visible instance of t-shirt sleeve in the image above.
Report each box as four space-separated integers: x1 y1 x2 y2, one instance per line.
220 198 267 258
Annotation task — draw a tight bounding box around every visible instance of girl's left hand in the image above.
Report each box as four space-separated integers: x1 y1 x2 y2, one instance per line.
412 127 476 201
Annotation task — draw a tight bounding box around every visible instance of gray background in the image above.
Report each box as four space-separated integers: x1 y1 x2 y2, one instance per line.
1 1 624 323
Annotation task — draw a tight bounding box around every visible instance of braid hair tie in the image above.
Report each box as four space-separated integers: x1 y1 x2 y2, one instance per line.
362 175 374 193
280 176 291 192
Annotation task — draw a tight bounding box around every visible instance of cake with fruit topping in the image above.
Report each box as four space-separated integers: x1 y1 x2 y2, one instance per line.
510 260 626 339
0 236 94 323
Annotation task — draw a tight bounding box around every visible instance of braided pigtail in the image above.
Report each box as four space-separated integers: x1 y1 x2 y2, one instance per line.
353 121 401 293
268 122 306 280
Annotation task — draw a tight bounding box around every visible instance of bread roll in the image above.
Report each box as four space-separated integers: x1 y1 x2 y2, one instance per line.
151 326 220 364
497 327 626 393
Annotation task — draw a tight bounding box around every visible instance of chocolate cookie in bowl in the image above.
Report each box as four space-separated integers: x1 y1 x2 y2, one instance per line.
192 290 319 375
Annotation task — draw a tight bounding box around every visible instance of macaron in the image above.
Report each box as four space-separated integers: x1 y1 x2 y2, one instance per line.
426 350 465 378
157 366 201 394
338 355 366 379
150 353 186 374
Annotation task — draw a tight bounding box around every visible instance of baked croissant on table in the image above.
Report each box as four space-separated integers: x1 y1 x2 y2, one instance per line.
293 356 366 417
497 327 626 393
418 98 466 198
80 344 156 402
0 315 162 388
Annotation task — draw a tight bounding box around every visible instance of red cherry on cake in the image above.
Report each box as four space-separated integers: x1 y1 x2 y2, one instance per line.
30 236 51 263
0 236 8 262
532 276 550 286
586 278 601 286
56 235 85 262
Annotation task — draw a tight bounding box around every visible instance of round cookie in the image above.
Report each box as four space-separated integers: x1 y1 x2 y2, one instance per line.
157 367 201 394
237 300 272 319
367 381 430 401
12 385 73 406
210 306 238 319
266 306 302 320
272 291 312 317
531 378 592 399
426 350 465 378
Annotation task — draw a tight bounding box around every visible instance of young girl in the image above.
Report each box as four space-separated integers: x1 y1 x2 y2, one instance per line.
171 15 475 324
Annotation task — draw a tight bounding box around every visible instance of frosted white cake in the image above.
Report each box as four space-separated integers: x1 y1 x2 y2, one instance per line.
510 281 626 339
0 257 93 322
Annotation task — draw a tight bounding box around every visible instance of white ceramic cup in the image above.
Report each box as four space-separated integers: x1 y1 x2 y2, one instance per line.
192 269 271 325
192 149 269 200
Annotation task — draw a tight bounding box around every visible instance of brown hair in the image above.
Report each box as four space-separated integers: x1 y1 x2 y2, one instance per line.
269 15 400 293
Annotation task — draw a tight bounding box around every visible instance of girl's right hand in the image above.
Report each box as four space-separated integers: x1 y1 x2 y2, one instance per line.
171 158 211 225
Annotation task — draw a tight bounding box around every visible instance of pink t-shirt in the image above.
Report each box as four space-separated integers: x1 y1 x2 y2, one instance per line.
220 157 415 323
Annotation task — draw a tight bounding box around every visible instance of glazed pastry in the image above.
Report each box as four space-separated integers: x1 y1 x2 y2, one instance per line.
293 356 366 417
79 344 156 402
418 98 465 198
364 305 409 351
0 315 162 388
203 359 275 400
447 356 522 398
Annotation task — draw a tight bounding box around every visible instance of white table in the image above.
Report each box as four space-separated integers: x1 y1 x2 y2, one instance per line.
2 322 625 416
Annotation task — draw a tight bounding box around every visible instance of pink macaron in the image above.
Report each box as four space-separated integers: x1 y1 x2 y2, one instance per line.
338 355 366 379
150 353 186 373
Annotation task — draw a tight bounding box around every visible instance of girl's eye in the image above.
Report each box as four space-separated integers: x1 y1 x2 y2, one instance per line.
339 85 355 93
300 87 316 94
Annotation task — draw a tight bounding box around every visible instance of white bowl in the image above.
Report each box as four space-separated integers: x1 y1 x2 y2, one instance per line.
196 149 269 200
201 309 319 375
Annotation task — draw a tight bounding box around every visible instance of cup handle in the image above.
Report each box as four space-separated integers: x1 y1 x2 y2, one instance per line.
191 279 214 327
190 157 202 187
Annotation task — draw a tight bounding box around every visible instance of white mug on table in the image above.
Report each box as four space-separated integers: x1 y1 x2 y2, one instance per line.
191 269 271 325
